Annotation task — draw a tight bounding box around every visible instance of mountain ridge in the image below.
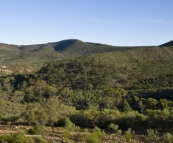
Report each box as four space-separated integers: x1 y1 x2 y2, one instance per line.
159 40 173 47
0 39 173 74
0 39 172 62
0 39 132 58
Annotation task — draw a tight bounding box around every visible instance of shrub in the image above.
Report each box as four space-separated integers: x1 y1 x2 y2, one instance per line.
77 127 105 143
85 131 105 143
28 125 47 135
147 128 158 139
33 136 48 143
7 121 12 126
108 123 122 135
163 132 173 143
7 131 34 143
93 126 102 132
108 123 119 132
62 117 80 139
64 117 80 132
124 128 133 142
73 131 83 142
62 130 72 139
116 129 122 135
0 134 8 142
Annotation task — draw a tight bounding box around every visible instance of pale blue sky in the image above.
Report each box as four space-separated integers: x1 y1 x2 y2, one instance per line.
0 0 173 46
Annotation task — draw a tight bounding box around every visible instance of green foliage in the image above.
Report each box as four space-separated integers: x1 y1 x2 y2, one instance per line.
64 117 80 132
73 126 105 143
62 130 72 139
107 123 122 135
147 128 159 140
0 134 8 142
123 100 132 112
28 125 47 135
124 128 133 142
108 123 122 135
33 136 48 143
84 131 105 143
0 113 2 122
116 129 122 135
0 131 34 143
138 109 173 130
73 131 84 142
163 132 173 143
44 98 62 132
160 99 173 109
108 123 119 132
0 100 25 120
93 126 102 132
23 102 47 125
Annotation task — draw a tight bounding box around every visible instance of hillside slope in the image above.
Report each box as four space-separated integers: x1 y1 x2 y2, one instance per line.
159 40 173 47
0 43 20 57
19 39 132 58
1 39 173 60
1 39 173 75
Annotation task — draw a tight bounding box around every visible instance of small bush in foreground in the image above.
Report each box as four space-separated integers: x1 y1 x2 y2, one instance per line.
163 132 173 143
33 136 48 143
0 131 34 143
84 131 105 143
147 128 159 140
124 128 133 142
0 134 8 142
108 123 122 135
28 125 47 135
64 117 80 132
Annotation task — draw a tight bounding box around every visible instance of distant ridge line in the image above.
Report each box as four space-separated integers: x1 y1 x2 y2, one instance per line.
159 40 173 47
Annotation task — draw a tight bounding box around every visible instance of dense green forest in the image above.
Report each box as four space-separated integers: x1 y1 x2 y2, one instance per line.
1 40 173 142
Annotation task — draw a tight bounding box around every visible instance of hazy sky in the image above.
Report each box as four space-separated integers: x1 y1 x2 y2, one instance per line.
0 0 173 46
